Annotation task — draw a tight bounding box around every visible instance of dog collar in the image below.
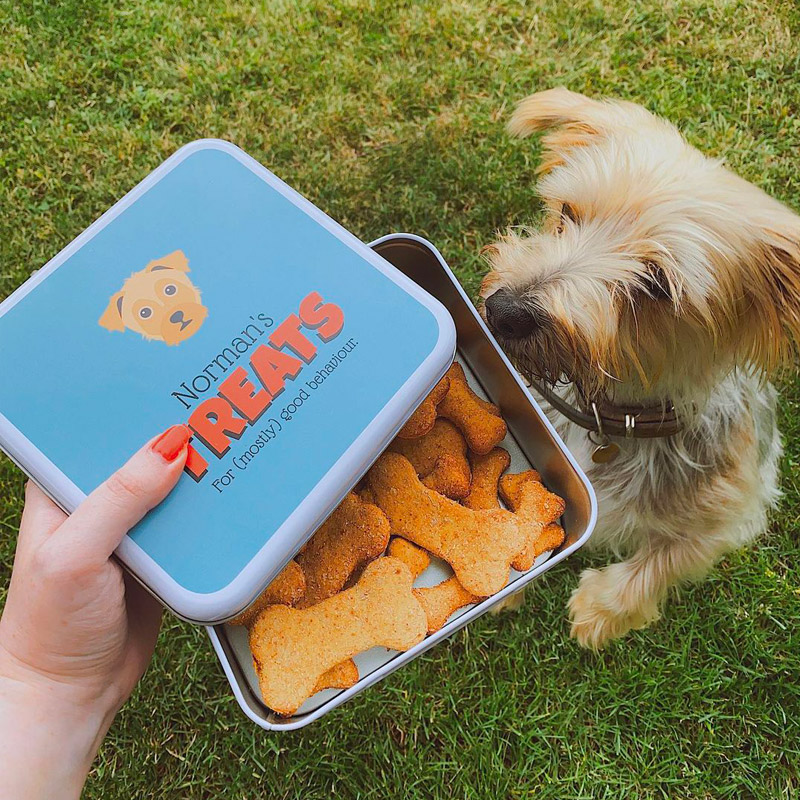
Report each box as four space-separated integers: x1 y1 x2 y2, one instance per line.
529 378 683 440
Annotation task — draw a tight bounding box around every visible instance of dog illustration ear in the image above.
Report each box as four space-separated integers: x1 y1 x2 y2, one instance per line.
507 88 659 173
146 250 190 273
99 291 126 332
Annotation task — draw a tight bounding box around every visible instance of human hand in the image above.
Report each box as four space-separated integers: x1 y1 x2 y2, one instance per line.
0 424 191 800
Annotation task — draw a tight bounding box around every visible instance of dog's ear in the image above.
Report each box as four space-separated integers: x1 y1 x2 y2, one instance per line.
146 250 189 273
741 218 800 372
99 291 125 332
507 88 656 173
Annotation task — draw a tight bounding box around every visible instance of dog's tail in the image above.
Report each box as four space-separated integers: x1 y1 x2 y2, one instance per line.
506 87 667 174
507 87 652 139
508 88 595 139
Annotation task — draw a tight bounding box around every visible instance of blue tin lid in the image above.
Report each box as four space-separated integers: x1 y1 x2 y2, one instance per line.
0 140 456 622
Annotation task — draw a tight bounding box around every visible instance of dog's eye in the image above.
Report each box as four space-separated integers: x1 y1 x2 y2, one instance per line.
556 203 578 234
139 307 153 319
164 284 177 296
642 262 672 301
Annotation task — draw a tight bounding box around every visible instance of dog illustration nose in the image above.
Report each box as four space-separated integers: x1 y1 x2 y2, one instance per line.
170 310 185 324
484 288 537 339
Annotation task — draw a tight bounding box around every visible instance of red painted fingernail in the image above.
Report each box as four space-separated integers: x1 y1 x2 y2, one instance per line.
152 424 192 462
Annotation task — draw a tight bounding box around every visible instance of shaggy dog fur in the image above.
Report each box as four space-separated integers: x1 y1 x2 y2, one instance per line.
480 88 799 649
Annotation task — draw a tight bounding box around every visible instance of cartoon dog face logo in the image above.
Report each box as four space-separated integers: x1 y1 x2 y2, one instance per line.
99 250 208 345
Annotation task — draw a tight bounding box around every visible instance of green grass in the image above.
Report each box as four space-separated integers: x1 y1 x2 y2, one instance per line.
2 0 800 797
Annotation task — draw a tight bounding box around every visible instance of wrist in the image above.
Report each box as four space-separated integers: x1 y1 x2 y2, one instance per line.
0 651 119 800
0 636 123 716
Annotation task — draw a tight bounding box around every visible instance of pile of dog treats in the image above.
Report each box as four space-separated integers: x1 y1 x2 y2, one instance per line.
231 362 566 716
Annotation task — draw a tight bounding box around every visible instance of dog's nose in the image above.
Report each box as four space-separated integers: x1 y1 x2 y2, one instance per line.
484 288 537 339
170 310 185 324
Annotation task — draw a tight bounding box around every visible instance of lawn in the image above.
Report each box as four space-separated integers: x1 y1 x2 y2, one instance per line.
2 0 800 797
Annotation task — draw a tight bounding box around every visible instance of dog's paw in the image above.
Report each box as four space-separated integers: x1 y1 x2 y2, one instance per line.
568 566 658 650
490 588 526 615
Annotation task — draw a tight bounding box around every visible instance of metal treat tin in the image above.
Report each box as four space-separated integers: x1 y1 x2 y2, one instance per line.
208 234 597 730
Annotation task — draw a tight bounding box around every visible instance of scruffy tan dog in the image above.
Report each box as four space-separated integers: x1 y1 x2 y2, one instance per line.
99 249 207 345
481 88 800 648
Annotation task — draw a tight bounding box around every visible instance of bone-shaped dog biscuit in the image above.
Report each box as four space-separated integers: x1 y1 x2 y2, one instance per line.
414 577 480 634
354 476 377 506
500 470 564 521
387 537 431 580
518 523 567 570
229 560 306 626
499 471 565 571
250 557 427 715
389 536 475 633
397 375 451 439
313 659 360 694
497 469 541 505
295 492 390 682
462 447 511 510
390 419 471 499
368 453 548 596
437 363 507 454
296 492 390 608
232 560 358 689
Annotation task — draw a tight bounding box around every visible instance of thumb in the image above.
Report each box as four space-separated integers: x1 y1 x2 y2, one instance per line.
55 424 192 564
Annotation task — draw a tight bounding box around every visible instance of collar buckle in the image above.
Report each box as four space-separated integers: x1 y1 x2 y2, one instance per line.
529 377 683 440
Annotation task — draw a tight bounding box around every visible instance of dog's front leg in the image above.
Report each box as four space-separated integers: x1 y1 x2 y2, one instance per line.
568 534 731 650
